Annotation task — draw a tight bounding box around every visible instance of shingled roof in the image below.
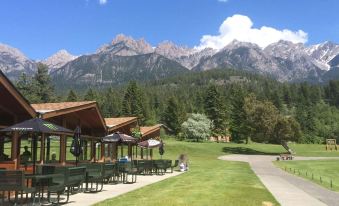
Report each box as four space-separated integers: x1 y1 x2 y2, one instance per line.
105 117 138 132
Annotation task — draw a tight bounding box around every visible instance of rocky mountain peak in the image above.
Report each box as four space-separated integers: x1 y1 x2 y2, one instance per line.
222 40 261 51
155 40 195 59
41 49 77 71
96 34 153 56
304 41 339 71
0 43 36 79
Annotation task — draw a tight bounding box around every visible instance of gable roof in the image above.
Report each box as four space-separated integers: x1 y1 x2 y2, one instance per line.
105 117 138 132
140 124 162 137
0 71 36 127
31 101 106 136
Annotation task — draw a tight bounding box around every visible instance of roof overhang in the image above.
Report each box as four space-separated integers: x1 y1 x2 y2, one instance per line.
105 117 138 132
31 101 106 137
0 71 36 127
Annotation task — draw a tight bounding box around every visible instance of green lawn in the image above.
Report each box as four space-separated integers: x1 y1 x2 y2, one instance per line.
95 139 279 206
274 160 339 191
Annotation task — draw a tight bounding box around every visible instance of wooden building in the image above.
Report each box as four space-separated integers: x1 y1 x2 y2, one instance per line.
140 124 162 141
0 70 36 169
103 117 138 161
31 101 106 164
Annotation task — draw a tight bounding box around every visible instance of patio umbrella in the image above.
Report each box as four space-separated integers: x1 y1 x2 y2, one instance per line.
101 132 137 159
70 126 82 166
159 140 164 159
137 139 161 149
101 132 137 144
1 118 73 174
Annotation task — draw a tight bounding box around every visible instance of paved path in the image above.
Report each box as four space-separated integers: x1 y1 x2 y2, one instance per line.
219 155 339 206
67 171 183 206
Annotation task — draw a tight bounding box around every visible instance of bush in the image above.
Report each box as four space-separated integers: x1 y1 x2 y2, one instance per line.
181 113 212 142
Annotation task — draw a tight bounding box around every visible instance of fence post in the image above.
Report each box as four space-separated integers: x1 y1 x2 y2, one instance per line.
320 176 322 183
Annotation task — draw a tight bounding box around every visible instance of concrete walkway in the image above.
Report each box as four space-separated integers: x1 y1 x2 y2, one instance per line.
219 155 339 206
67 171 183 206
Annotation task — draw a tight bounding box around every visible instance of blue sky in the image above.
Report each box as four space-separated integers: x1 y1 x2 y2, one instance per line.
0 0 338 60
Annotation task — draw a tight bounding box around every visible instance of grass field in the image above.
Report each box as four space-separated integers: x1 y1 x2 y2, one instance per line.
274 159 339 191
95 139 279 206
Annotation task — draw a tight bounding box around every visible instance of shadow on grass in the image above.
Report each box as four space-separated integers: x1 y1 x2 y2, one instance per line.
222 147 281 155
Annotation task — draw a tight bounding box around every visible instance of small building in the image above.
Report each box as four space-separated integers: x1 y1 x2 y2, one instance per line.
103 117 138 161
140 124 162 141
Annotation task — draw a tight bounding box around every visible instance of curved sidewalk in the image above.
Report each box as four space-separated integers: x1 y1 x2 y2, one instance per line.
219 155 339 206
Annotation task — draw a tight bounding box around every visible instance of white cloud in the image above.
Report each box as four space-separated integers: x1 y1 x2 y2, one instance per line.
218 0 228 2
197 14 308 50
99 0 107 5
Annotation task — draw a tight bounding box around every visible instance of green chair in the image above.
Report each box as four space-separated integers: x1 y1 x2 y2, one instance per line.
0 170 36 206
171 160 179 173
47 166 86 204
84 163 104 192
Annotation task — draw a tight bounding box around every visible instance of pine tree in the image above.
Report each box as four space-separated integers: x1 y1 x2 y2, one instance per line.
34 63 55 103
122 81 145 123
84 88 97 101
67 89 78 101
16 72 40 103
229 88 249 143
204 85 227 136
162 97 186 135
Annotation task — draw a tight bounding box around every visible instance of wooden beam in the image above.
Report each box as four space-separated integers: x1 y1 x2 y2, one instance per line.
0 74 36 118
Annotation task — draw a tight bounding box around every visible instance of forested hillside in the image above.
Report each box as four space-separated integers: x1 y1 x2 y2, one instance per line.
16 66 339 144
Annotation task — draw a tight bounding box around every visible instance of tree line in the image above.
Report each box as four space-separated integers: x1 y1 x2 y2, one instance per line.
15 66 339 144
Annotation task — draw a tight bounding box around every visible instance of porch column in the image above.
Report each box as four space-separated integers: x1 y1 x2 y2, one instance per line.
12 131 20 169
100 142 105 161
90 140 96 162
60 118 67 165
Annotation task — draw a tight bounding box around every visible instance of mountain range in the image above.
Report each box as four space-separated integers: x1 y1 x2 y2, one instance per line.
1 34 339 85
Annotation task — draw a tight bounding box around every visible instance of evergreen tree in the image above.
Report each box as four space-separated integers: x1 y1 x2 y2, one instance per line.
84 88 97 101
34 63 55 103
122 81 145 123
162 97 186 135
67 89 78 101
16 72 40 103
204 85 227 136
229 88 249 143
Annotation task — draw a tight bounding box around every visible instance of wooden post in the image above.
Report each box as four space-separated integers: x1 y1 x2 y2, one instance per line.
141 148 144 159
100 142 105 161
0 137 4 155
60 118 67 165
90 140 96 162
120 144 123 158
40 133 45 164
12 132 19 169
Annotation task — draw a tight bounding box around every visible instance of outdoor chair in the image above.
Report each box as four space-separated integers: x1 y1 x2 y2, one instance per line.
153 160 167 175
118 162 138 184
0 170 37 206
102 163 116 184
83 163 104 192
171 160 179 173
47 166 86 204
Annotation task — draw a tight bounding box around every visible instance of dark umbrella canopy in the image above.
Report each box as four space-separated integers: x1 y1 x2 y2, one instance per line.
1 118 73 174
159 140 164 156
70 126 82 165
101 132 137 144
138 139 161 149
1 118 73 134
